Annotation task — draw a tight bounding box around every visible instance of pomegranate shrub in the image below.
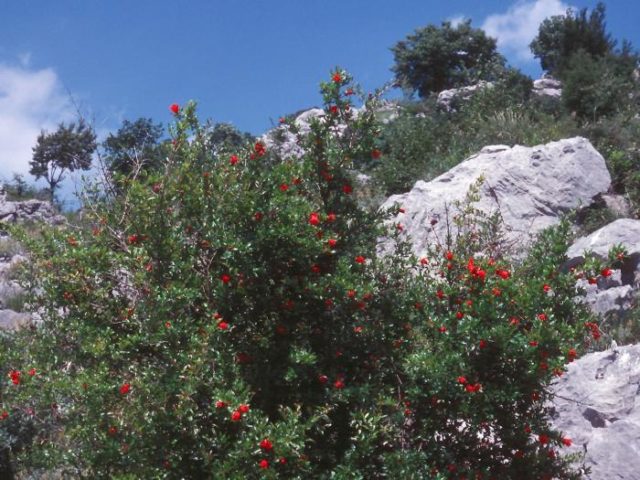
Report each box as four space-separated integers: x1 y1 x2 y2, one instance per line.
0 72 612 479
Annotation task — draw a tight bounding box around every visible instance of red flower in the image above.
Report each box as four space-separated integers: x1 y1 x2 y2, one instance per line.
318 374 328 384
0 411 8 420
28 368 36 377
465 383 481 393
108 425 118 437
332 72 342 83
562 437 572 447
9 370 20 385
279 457 287 465
342 184 352 194
457 376 467 384
119 383 131 395
371 149 382 159
238 404 250 414
311 264 321 274
588 277 597 284
309 212 320 226
329 105 338 115
492 287 501 296
537 313 548 322
328 238 337 248
436 289 445 299
217 321 229 330
445 251 454 261
479 339 488 349
543 284 551 292
438 326 447 333
567 348 577 362
220 274 231 284
496 269 510 279
254 212 263 221
355 255 366 264
254 142 266 156
229 154 239 165
215 400 227 409
169 103 180 114
334 379 345 389
538 434 550 445
420 257 429 265
259 459 269 469
529 341 538 347
231 411 242 421
601 267 612 277
260 438 274 452
326 212 337 223
455 311 464 320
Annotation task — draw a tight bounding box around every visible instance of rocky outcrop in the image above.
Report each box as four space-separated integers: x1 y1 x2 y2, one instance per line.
436 81 493 111
0 186 64 329
0 187 65 226
551 343 640 479
380 137 611 257
564 219 640 320
533 76 562 99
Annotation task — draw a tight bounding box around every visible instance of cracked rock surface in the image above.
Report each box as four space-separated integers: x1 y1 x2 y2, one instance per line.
551 344 640 479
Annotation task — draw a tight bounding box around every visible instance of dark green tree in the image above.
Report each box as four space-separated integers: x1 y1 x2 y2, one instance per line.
391 20 506 98
530 2 616 77
29 120 97 201
205 121 254 154
102 118 164 177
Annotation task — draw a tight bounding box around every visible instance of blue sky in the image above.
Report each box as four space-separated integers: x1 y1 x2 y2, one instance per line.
0 0 637 206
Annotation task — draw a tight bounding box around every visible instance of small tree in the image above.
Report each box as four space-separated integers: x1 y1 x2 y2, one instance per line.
102 118 165 178
29 120 97 202
530 2 615 77
391 20 506 98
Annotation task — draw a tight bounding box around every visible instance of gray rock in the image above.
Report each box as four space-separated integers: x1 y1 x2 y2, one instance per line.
437 81 493 111
533 76 562 99
0 309 31 330
380 137 611 258
567 219 640 268
551 344 640 479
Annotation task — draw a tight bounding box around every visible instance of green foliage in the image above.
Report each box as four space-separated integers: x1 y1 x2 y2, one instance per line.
0 72 599 479
371 87 577 196
102 118 165 178
561 49 637 120
205 122 255 155
530 2 615 76
30 120 97 201
391 20 506 98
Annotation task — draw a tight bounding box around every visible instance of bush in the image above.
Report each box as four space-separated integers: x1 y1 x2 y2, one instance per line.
1 71 605 478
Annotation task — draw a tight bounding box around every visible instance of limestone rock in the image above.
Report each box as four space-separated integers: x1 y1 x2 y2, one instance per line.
551 343 640 479
436 81 493 111
533 76 562 99
380 137 611 258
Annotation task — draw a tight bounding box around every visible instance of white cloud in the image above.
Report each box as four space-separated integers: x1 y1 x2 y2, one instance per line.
0 63 75 180
448 15 468 28
482 0 572 61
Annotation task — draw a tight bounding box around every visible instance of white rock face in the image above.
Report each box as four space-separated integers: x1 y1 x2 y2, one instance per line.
533 76 562 99
551 344 640 479
436 81 493 111
380 137 611 257
567 219 640 264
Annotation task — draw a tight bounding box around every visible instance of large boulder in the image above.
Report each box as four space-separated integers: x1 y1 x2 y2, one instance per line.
380 137 611 257
551 343 640 479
